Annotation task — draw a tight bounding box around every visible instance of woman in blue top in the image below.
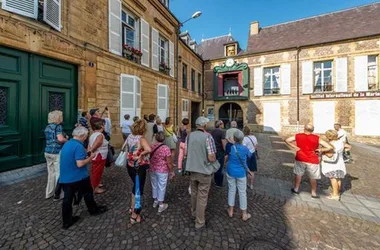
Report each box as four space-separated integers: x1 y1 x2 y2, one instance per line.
44 110 68 200
225 130 252 221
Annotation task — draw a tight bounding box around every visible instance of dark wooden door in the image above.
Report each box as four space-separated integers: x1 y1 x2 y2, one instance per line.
0 47 31 171
0 46 77 172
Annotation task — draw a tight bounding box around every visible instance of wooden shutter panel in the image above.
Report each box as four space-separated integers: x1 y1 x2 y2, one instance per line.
157 84 168 119
354 56 368 92
169 41 174 77
281 64 291 95
135 77 141 118
151 28 159 71
120 74 135 125
2 0 38 19
335 57 348 92
253 67 263 96
108 0 122 55
302 61 313 94
140 18 149 67
43 0 61 31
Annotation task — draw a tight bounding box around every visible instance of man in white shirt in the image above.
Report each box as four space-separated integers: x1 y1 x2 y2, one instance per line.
334 123 352 163
334 123 347 143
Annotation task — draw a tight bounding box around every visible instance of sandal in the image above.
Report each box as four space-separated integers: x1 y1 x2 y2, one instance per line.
94 188 105 194
99 184 104 188
242 213 251 222
128 207 133 214
326 195 340 201
130 216 141 225
227 208 233 218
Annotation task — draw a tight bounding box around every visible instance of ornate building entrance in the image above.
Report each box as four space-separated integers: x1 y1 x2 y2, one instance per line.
218 102 243 129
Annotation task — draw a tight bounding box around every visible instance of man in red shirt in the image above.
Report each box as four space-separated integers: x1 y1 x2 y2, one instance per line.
285 124 332 198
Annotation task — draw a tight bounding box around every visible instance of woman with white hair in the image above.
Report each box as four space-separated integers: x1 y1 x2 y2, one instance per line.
44 110 68 200
224 130 252 221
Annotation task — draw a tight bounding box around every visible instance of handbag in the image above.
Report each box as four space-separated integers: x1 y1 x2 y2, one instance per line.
233 145 253 176
321 151 339 164
115 139 128 168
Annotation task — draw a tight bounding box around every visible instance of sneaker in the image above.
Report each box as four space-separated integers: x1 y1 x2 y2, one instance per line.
153 201 159 208
158 203 168 213
62 216 80 230
291 188 300 195
90 205 108 216
188 186 191 195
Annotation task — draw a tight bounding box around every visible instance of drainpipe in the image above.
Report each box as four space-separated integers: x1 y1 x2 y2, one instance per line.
202 60 205 116
175 27 180 127
296 47 300 132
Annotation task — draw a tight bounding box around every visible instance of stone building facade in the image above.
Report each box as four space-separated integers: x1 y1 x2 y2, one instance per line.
201 3 380 144
0 0 202 171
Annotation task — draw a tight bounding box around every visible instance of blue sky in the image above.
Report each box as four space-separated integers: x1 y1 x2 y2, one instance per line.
170 0 380 49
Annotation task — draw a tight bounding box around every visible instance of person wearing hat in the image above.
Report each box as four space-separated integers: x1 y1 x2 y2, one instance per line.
185 116 217 229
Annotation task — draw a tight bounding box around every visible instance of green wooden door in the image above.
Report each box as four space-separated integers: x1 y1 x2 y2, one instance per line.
0 46 77 172
0 47 31 170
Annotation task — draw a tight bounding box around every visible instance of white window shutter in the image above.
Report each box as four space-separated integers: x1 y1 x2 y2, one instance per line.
182 99 189 119
354 56 368 92
2 0 38 18
280 64 291 95
43 0 61 31
157 84 168 119
253 67 263 96
108 0 122 55
135 77 141 117
152 28 159 71
169 41 174 77
335 57 348 92
140 18 149 67
120 74 136 126
135 19 140 50
302 61 313 94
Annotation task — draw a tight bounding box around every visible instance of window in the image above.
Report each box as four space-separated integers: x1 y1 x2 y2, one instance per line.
263 67 280 95
120 74 141 125
182 99 189 118
368 55 378 90
182 64 187 89
191 69 195 91
198 73 202 93
122 10 139 49
159 0 169 7
314 61 333 92
159 36 168 65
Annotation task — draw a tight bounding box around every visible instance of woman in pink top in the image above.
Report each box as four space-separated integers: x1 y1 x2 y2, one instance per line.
150 131 174 213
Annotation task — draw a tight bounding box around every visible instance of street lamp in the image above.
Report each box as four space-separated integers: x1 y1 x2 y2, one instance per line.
175 11 202 126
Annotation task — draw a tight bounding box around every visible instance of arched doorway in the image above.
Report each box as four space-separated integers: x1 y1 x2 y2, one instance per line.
218 103 243 129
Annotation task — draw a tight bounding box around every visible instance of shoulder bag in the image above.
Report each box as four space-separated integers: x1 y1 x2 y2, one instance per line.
115 138 129 167
233 145 253 176
245 135 259 159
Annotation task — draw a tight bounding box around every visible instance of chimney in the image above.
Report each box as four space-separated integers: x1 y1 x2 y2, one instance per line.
250 21 259 36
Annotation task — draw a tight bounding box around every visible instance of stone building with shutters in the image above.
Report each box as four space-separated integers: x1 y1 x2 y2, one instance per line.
201 3 380 144
0 0 202 171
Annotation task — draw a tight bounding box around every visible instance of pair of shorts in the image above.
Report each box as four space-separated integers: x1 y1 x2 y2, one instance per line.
293 161 321 179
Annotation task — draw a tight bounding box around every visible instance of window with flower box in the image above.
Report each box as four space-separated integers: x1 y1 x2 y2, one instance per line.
121 10 142 64
158 36 169 73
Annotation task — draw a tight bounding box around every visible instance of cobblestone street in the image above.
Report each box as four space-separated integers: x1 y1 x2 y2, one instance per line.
1 134 380 249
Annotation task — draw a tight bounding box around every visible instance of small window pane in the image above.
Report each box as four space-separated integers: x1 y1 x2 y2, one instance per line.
122 11 127 23
122 93 134 108
49 92 64 112
159 98 166 109
0 87 7 125
324 61 332 68
128 16 135 27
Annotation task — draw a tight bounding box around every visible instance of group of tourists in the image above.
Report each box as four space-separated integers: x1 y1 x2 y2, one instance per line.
286 123 351 201
43 108 260 229
43 107 350 230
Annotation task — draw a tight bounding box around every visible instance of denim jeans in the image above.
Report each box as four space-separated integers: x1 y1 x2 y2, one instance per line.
227 174 247 210
214 151 225 186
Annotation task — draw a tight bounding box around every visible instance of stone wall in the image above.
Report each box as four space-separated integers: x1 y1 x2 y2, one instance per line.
0 0 202 147
204 36 380 144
